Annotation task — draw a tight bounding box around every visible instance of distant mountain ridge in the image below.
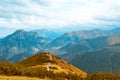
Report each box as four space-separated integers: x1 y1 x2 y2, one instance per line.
32 29 64 40
65 44 120 73
57 34 120 57
46 29 108 49
45 28 120 50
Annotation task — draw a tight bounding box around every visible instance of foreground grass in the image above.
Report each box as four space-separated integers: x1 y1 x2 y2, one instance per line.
0 76 47 80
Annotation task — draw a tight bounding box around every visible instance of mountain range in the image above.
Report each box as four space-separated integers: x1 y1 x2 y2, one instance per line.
58 34 120 57
1 27 120 73
45 28 120 53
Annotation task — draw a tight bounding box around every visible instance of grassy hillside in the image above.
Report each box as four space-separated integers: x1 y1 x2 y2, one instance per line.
0 52 87 80
1 66 120 80
16 52 87 78
0 76 44 80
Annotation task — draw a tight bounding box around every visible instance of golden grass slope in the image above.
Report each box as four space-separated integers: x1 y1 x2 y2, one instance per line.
0 76 46 80
17 52 87 78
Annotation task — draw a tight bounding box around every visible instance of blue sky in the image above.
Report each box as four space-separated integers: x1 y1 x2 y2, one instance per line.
0 0 120 37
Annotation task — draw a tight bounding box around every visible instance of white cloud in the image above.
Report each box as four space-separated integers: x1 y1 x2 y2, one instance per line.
0 0 120 30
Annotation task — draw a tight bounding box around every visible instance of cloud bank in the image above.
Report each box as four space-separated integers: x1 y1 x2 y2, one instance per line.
0 0 120 30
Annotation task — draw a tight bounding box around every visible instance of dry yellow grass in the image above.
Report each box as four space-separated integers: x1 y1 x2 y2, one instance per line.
0 76 51 80
29 58 87 78
52 55 87 78
30 63 68 74
16 52 87 78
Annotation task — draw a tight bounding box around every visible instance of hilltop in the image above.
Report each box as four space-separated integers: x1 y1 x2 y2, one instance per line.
16 52 87 78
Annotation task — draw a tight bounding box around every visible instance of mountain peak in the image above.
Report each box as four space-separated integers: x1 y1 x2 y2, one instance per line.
11 29 41 38
0 30 48 63
14 29 25 34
